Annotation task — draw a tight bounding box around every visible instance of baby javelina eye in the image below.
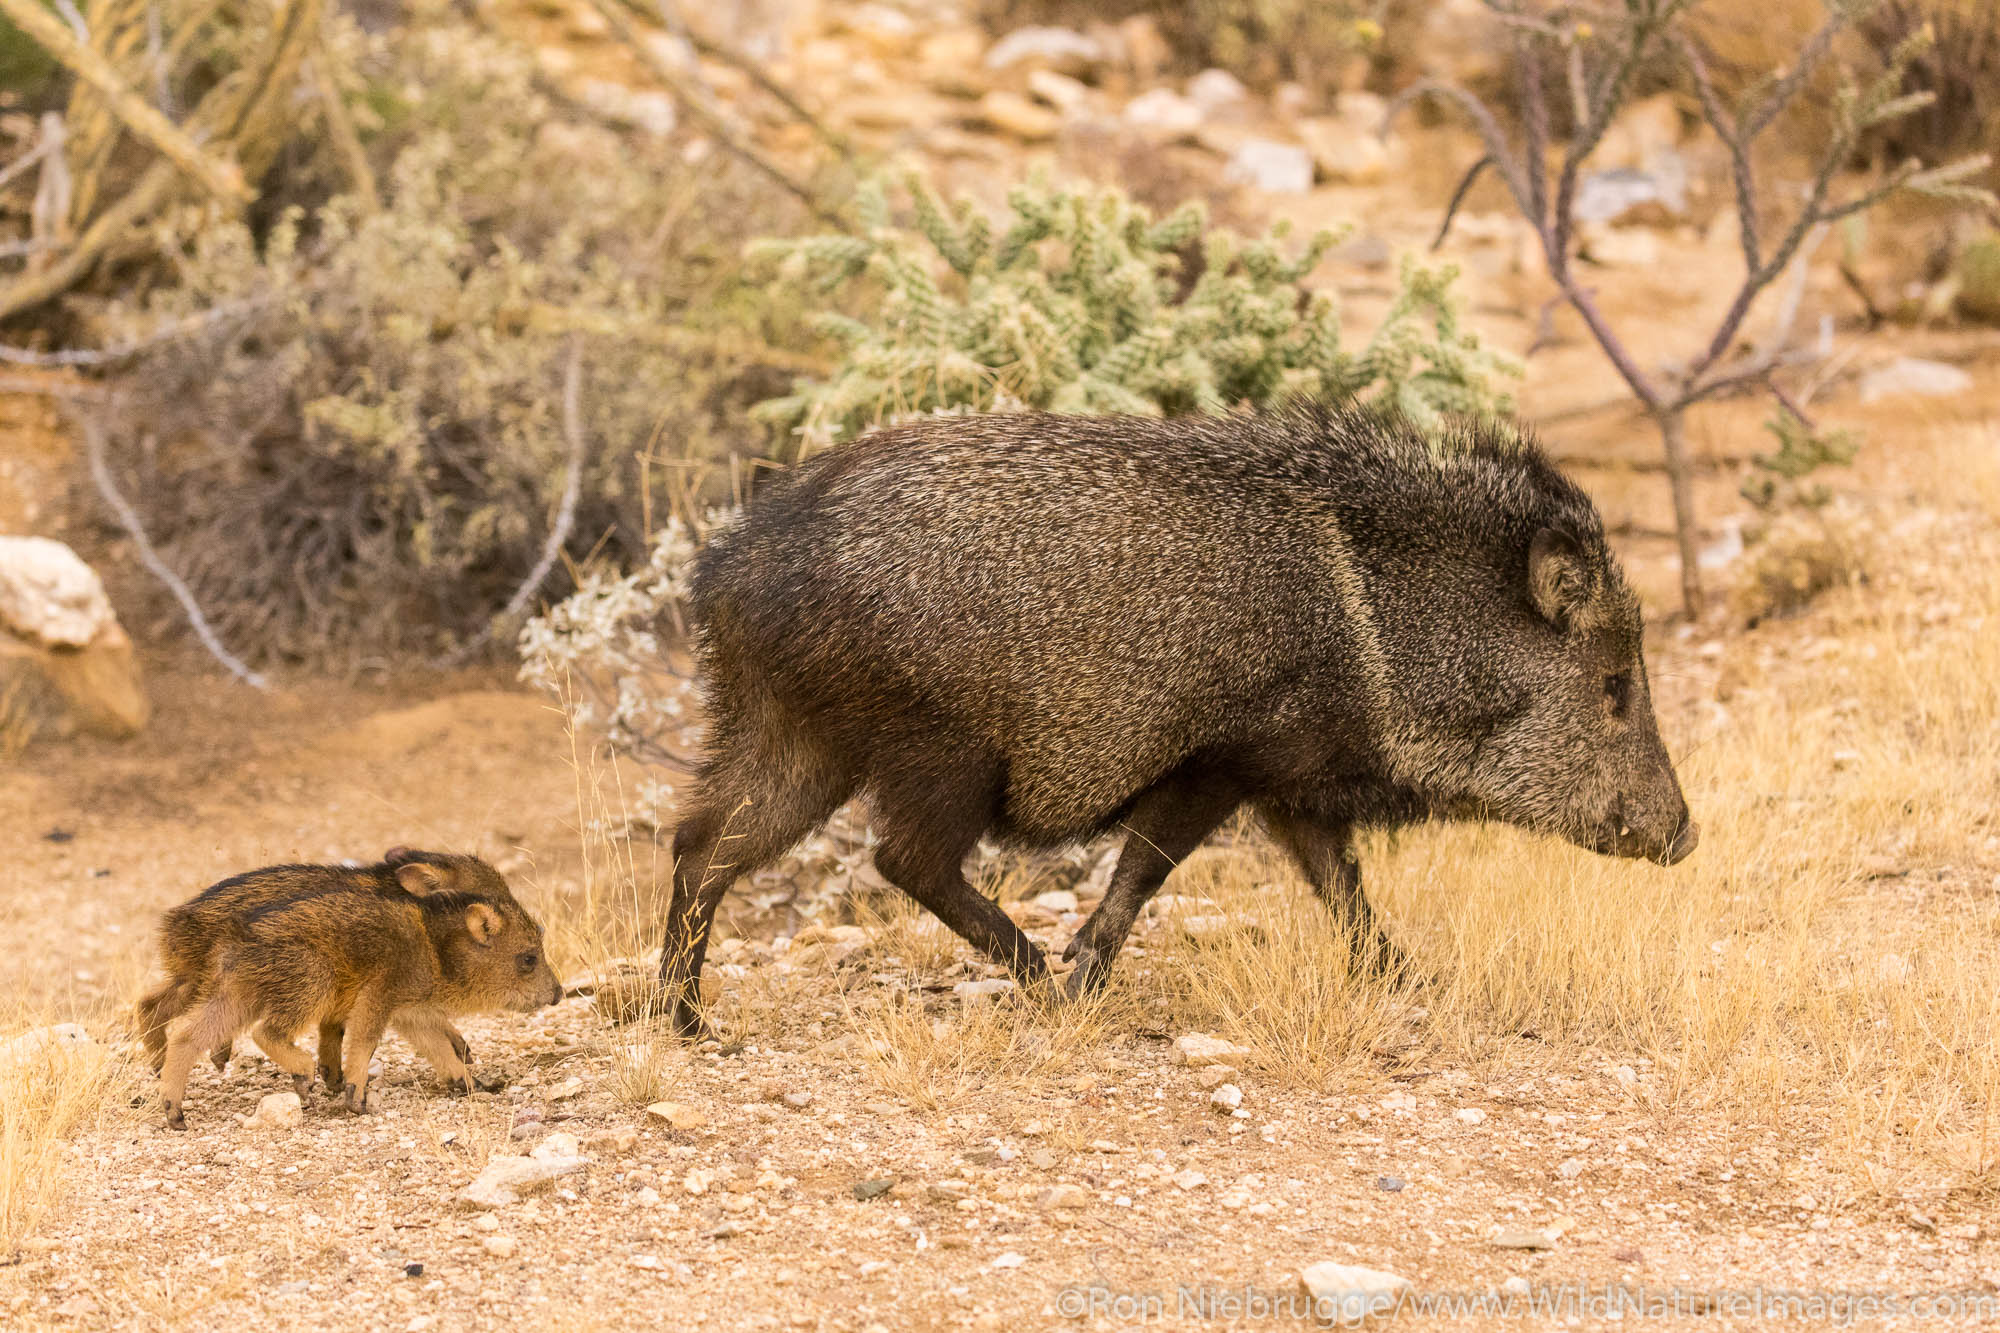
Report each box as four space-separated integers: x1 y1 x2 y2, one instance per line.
1605 671 1633 719
517 949 540 976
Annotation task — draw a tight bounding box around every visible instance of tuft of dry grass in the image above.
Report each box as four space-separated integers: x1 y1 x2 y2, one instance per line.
0 1016 136 1250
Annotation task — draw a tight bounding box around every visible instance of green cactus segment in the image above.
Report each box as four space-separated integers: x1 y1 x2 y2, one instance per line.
749 175 1518 452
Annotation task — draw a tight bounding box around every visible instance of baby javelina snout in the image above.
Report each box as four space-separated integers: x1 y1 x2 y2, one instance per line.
151 851 562 1129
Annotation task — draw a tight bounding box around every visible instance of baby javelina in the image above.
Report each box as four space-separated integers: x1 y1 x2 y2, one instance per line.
139 849 487 1084
151 851 562 1129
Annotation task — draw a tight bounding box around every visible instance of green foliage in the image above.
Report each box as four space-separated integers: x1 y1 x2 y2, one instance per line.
749 175 1516 453
1741 407 1859 513
98 22 805 662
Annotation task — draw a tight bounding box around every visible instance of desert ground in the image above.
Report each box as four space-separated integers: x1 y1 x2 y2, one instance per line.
8 2 2000 1330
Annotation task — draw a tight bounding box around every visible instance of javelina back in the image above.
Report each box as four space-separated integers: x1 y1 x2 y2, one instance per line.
660 404 1696 1034
156 858 561 1128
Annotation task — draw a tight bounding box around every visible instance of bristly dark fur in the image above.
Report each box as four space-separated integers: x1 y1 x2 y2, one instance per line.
657 403 1694 1032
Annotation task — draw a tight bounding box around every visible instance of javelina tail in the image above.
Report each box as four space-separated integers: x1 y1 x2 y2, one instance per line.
135 979 187 1068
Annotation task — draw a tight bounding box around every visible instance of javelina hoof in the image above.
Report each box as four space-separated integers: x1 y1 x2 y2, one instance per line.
341 1082 376 1115
446 1073 473 1097
209 1044 231 1073
291 1073 313 1099
318 1060 342 1090
164 1103 186 1131
448 1032 472 1065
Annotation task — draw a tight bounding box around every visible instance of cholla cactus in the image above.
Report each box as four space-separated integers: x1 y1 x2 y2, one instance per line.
749 174 1517 451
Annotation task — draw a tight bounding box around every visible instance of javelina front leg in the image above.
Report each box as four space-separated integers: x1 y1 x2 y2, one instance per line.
315 1019 345 1090
395 1008 473 1095
870 762 1049 987
1260 804 1405 975
1062 775 1242 999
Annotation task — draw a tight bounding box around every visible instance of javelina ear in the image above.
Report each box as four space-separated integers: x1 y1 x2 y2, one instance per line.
384 846 418 865
463 902 504 946
395 861 449 895
1527 527 1594 630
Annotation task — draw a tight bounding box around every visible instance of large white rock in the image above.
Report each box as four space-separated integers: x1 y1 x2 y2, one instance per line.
1223 139 1315 194
983 26 1104 76
0 536 114 647
1123 88 1204 141
1859 357 1972 403
457 1153 588 1210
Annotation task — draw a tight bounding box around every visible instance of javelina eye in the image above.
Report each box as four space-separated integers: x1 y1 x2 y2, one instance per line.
1604 671 1632 718
517 951 538 975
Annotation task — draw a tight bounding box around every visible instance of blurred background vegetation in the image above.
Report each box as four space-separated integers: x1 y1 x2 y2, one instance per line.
3 0 1997 672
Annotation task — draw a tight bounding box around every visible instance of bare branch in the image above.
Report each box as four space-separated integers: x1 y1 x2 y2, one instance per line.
1676 31 1760 272
1431 156 1494 250
0 0 250 205
0 298 269 367
441 337 591 666
1743 5 1851 142
651 0 854 161
1383 80 1535 220
76 413 269 690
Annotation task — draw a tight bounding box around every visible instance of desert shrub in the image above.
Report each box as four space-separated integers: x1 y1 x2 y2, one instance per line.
1854 0 2000 174
749 173 1517 455
1734 407 1867 622
93 20 807 662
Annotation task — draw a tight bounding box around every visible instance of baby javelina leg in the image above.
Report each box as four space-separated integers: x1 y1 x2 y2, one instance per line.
159 989 249 1131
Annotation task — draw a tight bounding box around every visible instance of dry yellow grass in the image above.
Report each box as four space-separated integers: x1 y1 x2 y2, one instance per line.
0 1011 135 1250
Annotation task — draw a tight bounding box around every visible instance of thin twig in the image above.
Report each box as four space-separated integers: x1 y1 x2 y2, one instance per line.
0 0 250 204
650 0 854 160
0 297 270 367
0 135 55 196
1431 156 1493 250
440 337 590 666
76 413 269 690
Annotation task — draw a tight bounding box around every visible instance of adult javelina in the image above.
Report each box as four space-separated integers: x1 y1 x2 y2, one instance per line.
660 404 1696 1034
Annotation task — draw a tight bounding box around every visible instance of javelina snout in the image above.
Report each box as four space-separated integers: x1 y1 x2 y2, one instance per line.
656 404 1700 1035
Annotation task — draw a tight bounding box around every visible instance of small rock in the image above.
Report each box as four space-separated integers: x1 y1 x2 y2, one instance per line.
988 1251 1028 1270
1612 1065 1639 1089
587 1127 639 1154
531 1131 583 1163
1172 1169 1208 1191
1195 1066 1236 1089
0 537 115 646
1379 1090 1418 1113
1025 70 1089 115
1612 1247 1644 1264
852 1177 896 1201
1297 116 1392 185
1297 1261 1412 1323
1501 1275 1532 1297
1031 889 1080 914
1859 357 1972 404
1172 1033 1251 1067
1209 1084 1243 1112
983 26 1104 77
239 1091 304 1131
1027 1148 1059 1170
927 1180 971 1202
1376 1176 1405 1193
481 1235 518 1258
457 1154 587 1211
1454 1107 1487 1125
543 1076 583 1101
1123 88 1203 141
636 1187 662 1206
1490 1226 1560 1251
953 978 1016 1001
1038 1184 1090 1210
646 1101 707 1131
403 1261 424 1278
472 1214 500 1233
1187 68 1249 111
1556 1157 1586 1180
977 90 1062 141
781 1090 813 1110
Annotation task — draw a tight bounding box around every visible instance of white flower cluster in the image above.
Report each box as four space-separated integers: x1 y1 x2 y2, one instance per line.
518 515 729 778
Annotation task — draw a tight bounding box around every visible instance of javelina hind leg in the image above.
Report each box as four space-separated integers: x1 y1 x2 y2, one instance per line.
1260 805 1405 975
250 1021 319 1099
159 993 244 1131
870 760 1049 986
660 748 853 1039
339 990 395 1114
316 1019 345 1090
1062 775 1243 999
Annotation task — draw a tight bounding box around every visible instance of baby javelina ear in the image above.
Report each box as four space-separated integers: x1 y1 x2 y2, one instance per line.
393 858 450 895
